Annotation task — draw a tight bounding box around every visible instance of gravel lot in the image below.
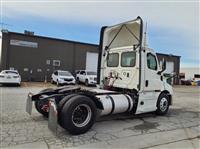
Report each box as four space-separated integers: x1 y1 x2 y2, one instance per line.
0 83 199 149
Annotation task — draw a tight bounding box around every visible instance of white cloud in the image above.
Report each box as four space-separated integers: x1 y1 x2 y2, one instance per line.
2 1 199 30
1 0 199 67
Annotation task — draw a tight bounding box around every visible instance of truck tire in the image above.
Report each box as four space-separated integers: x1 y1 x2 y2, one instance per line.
156 93 169 115
60 95 97 135
57 94 78 126
34 88 54 117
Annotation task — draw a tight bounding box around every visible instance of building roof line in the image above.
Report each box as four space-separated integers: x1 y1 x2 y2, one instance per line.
156 52 181 58
2 31 181 58
3 31 99 47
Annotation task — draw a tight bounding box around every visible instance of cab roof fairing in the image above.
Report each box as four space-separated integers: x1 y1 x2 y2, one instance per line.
102 17 143 54
97 17 143 86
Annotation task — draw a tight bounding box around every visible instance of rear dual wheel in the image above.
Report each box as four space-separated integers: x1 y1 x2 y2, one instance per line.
59 95 96 135
34 88 54 117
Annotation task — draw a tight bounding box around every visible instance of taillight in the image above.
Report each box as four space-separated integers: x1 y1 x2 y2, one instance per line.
13 76 19 78
0 75 5 78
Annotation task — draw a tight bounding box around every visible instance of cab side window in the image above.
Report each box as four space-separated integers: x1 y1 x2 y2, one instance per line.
147 53 157 70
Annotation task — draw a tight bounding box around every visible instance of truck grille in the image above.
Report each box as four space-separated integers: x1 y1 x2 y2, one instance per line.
64 78 73 81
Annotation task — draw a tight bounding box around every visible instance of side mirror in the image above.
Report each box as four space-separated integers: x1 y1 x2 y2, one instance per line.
106 51 110 60
157 59 166 75
162 59 166 71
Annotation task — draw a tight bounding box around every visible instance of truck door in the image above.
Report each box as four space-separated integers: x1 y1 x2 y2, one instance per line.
119 50 138 88
136 52 162 114
145 53 162 91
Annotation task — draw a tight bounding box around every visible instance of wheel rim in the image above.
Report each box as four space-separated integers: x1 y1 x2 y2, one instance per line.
72 104 92 127
37 101 49 113
160 97 168 112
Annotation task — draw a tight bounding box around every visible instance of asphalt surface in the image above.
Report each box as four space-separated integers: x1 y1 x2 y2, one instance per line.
0 83 199 149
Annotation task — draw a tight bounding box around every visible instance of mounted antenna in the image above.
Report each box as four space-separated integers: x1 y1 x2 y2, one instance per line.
143 22 148 48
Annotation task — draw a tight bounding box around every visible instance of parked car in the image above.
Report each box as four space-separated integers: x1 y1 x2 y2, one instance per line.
51 70 75 86
76 70 97 86
181 79 192 85
0 70 21 86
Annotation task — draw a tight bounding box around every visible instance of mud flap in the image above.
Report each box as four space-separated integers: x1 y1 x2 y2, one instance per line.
48 99 58 135
26 92 33 115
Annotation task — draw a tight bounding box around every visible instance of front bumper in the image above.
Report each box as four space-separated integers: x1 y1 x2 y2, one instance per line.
88 80 97 85
58 79 75 85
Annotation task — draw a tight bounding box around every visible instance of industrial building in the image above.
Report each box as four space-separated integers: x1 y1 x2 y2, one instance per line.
0 30 180 84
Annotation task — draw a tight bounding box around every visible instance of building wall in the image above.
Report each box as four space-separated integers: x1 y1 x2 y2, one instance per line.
1 32 98 81
180 67 200 80
0 32 180 84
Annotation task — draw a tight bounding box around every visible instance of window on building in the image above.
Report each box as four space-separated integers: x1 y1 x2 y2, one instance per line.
24 68 29 72
121 51 136 67
53 60 61 66
194 74 200 78
37 69 42 72
107 53 119 67
179 73 185 79
147 53 157 70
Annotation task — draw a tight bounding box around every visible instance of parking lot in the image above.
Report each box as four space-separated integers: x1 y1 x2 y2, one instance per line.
0 83 199 149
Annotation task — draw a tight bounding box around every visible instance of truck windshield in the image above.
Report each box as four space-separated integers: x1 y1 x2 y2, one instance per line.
107 53 119 67
87 72 97 75
59 71 71 76
3 71 18 74
121 51 136 67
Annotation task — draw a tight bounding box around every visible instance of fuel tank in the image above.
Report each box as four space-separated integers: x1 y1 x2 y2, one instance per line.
96 94 133 116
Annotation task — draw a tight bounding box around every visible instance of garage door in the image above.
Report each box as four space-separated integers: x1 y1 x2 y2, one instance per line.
165 61 174 74
163 61 174 84
86 52 98 72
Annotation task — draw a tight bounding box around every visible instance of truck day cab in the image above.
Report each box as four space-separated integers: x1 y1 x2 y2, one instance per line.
26 17 173 135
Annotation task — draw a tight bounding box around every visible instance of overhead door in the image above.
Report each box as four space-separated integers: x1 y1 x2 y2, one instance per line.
164 61 174 84
165 61 174 74
86 52 98 72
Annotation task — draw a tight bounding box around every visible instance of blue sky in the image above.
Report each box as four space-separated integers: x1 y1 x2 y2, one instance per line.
1 0 199 68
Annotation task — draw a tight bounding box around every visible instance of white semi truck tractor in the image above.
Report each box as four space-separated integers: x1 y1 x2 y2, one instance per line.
26 16 173 135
